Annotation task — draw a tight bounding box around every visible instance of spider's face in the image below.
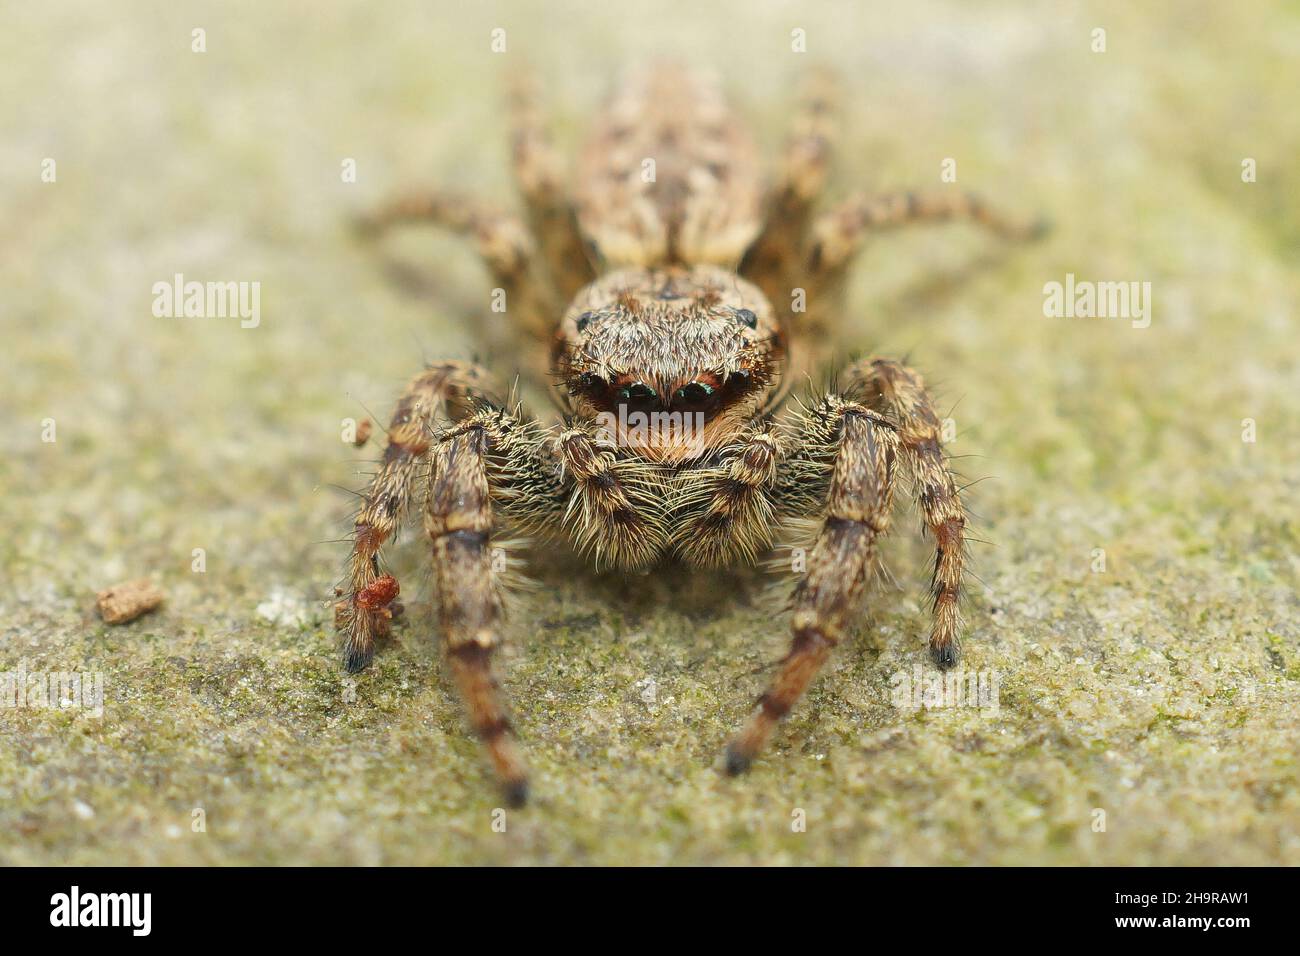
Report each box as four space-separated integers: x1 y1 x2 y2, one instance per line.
555 267 784 458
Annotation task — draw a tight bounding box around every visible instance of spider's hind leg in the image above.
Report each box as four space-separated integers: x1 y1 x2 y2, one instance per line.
356 192 560 354
805 189 1048 309
506 68 593 301
741 67 841 308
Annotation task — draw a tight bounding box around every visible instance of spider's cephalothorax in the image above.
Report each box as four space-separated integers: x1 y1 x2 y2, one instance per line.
341 65 1045 805
556 266 785 465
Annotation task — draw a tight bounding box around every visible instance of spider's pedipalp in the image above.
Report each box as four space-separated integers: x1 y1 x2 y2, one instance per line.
556 425 670 570
671 426 783 567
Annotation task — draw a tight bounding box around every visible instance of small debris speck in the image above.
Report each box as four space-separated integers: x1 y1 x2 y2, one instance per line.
96 578 164 624
257 588 311 626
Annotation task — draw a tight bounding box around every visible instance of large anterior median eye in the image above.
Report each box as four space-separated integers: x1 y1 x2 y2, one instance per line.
617 382 659 410
672 381 715 409
618 382 655 400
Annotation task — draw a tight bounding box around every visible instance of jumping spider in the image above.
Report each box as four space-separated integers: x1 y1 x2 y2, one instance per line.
338 66 1043 806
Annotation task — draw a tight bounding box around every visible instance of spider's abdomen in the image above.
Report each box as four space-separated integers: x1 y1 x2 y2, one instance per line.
574 64 763 270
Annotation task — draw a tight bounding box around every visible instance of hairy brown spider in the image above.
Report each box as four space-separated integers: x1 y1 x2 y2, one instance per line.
338 65 1043 806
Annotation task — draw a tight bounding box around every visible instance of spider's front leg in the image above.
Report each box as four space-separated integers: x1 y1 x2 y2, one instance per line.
846 357 970 668
726 397 901 774
425 414 537 806
337 361 502 673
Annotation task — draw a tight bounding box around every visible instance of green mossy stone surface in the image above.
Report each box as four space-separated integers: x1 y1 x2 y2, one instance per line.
2 1 1297 864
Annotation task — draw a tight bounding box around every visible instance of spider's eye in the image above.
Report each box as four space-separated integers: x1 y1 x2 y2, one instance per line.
575 311 597 333
726 369 752 389
618 382 657 403
734 308 758 329
673 382 715 406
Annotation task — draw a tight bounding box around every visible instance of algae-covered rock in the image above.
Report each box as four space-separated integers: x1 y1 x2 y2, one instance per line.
1 1 1297 864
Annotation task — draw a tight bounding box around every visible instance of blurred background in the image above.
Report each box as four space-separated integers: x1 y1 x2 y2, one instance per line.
2 0 1297 864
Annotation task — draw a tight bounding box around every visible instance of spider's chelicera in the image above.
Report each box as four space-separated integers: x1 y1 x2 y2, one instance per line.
338 66 1044 806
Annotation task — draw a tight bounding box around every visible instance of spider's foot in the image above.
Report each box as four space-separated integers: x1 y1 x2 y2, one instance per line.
351 212 384 239
1026 216 1053 242
501 777 530 809
343 646 373 674
930 641 960 670
723 741 754 777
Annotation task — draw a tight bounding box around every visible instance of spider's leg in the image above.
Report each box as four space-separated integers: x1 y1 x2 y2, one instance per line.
424 417 526 805
739 68 844 382
506 68 593 301
845 357 970 667
356 192 559 347
777 189 1047 376
726 396 900 774
805 188 1047 298
337 361 503 672
424 406 567 807
741 66 841 296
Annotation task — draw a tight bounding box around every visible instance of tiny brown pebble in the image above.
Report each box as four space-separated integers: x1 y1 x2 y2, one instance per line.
353 418 373 447
96 578 164 625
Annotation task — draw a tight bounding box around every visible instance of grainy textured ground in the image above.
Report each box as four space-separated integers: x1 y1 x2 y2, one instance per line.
2 1 1298 865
